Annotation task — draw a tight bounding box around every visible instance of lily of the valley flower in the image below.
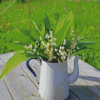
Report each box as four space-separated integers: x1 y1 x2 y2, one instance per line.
50 31 53 34
77 37 80 41
33 48 36 52
72 30 74 33
76 47 80 50
45 34 49 38
55 49 58 52
45 43 50 48
54 38 57 41
72 38 75 40
63 41 66 45
63 39 66 45
24 44 32 50
53 42 57 46
30 31 83 62
40 37 42 40
60 46 64 50
50 39 53 42
53 56 57 59
70 43 77 49
35 45 37 48
41 41 45 45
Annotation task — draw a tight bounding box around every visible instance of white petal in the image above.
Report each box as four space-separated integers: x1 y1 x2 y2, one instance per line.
45 34 49 38
50 39 52 42
29 44 32 49
72 38 75 40
54 38 57 41
76 47 79 49
61 52 64 56
77 37 80 40
53 56 56 59
59 49 61 53
43 43 45 45
55 49 58 52
50 31 53 34
72 30 74 33
40 37 42 40
64 39 66 42
41 41 44 44
33 49 36 51
63 42 66 45
73 49 76 52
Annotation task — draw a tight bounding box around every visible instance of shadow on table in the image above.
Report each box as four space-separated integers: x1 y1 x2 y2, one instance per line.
79 76 100 82
68 84 100 100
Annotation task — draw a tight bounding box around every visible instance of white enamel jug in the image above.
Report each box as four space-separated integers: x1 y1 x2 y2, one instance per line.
26 55 82 100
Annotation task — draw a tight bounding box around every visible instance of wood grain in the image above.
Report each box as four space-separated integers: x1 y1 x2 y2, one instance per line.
0 52 100 100
0 59 13 100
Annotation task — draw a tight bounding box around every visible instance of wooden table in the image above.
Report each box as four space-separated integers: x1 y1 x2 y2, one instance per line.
0 52 100 100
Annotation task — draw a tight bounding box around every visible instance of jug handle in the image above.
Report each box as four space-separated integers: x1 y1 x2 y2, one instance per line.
26 57 42 84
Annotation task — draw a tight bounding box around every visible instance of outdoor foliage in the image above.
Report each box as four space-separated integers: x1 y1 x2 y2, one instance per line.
0 0 100 71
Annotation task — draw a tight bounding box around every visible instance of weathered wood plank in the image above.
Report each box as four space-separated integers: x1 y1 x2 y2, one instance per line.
67 56 100 87
67 91 80 100
20 61 40 89
69 78 100 100
2 65 42 100
0 52 14 63
0 79 12 100
0 59 13 100
1 53 100 100
68 56 100 77
0 53 42 100
67 56 100 100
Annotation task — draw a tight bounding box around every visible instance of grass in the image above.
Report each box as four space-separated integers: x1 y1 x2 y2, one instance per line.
0 0 100 70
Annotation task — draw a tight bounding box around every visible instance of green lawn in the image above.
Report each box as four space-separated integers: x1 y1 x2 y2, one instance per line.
0 0 100 70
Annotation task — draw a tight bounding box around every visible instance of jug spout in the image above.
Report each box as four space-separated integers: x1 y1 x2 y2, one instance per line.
68 55 82 84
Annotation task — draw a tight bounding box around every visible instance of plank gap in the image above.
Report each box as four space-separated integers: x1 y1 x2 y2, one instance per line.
3 78 14 100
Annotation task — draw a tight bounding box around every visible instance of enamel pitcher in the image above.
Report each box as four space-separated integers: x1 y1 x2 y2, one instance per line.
26 55 82 100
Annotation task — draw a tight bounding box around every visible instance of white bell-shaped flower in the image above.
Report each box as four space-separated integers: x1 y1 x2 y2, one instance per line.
40 37 42 40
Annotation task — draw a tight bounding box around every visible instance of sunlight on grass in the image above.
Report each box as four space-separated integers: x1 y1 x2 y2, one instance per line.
0 0 100 70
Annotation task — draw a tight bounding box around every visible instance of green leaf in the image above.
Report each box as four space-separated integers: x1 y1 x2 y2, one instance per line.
3 28 34 45
65 11 74 36
54 21 69 47
5 43 25 51
0 50 39 80
40 23 45 38
65 11 74 42
54 11 74 47
29 29 40 41
43 13 51 32
46 13 56 31
15 27 36 43
32 21 44 38
54 14 66 34
32 21 46 42
32 21 41 35
77 40 100 50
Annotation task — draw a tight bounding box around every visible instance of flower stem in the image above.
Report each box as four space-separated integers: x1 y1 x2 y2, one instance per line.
82 50 84 61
